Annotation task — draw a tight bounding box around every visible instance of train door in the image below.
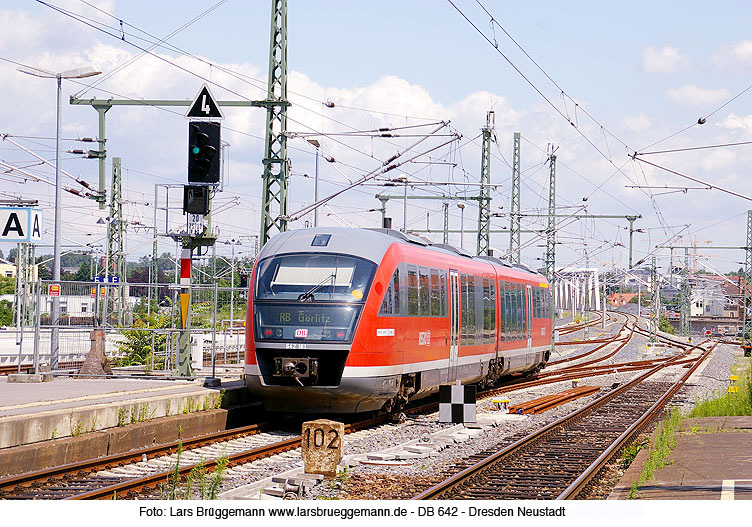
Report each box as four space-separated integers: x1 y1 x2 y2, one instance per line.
448 269 460 381
526 283 533 365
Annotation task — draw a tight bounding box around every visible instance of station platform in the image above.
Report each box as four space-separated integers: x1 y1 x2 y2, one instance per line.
0 373 252 477
609 416 752 500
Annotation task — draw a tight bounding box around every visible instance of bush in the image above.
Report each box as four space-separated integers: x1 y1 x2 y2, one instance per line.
115 311 170 369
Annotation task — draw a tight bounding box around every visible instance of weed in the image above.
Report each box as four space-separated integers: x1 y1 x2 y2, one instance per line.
159 441 228 500
215 388 226 409
71 419 85 437
619 438 648 469
688 363 752 417
628 408 682 499
51 428 57 439
117 407 128 427
137 402 154 422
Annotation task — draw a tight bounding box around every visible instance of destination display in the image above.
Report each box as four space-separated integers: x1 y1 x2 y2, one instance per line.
255 304 361 342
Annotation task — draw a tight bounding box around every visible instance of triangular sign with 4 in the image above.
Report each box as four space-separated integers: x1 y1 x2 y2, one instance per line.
186 84 224 119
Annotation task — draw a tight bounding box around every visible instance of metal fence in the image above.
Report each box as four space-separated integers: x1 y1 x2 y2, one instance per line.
1 280 248 375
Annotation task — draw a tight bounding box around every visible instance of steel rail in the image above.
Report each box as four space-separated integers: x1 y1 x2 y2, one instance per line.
67 415 389 499
411 339 711 500
557 312 604 335
556 342 716 499
0 422 267 491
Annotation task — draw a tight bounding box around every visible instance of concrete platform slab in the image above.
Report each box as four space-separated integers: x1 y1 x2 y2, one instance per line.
0 375 252 477
610 416 752 500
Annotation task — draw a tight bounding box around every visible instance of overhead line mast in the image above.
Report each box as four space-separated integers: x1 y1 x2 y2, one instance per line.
509 132 521 264
259 0 291 248
476 111 494 256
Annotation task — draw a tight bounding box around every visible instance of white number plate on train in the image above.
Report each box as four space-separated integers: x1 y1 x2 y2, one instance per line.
285 343 308 349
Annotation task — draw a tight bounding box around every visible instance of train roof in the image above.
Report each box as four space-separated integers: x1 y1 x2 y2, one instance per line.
258 227 546 280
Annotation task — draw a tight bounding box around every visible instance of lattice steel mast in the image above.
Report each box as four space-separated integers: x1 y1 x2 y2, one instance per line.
509 132 521 264
476 111 494 256
744 210 752 350
680 248 691 339
259 0 290 248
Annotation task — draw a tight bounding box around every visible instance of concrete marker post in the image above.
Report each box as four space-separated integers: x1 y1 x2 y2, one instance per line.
301 419 344 479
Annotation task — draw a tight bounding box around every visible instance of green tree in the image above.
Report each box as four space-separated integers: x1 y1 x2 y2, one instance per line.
0 299 13 326
658 314 675 335
0 276 15 295
72 259 92 281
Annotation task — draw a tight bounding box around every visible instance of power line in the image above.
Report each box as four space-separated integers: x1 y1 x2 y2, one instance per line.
636 140 752 156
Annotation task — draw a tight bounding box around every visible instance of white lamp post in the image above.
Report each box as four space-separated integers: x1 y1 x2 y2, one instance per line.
457 202 466 249
306 139 320 227
18 66 101 369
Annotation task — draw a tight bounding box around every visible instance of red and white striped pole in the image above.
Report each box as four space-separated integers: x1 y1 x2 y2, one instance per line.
177 247 194 377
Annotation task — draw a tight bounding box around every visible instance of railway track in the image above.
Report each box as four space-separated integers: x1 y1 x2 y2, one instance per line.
0 403 437 500
556 311 605 336
1 311 705 500
412 340 714 500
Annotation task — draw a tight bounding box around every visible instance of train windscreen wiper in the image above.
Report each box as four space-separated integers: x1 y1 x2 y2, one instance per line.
298 273 336 302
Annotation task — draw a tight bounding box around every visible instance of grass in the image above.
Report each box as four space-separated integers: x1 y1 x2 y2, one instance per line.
628 408 682 499
687 364 752 417
627 359 752 499
160 433 229 500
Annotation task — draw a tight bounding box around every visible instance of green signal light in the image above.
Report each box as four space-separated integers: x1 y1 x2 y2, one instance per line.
191 146 200 155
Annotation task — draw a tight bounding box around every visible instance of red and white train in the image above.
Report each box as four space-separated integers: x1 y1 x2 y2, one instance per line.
244 228 553 413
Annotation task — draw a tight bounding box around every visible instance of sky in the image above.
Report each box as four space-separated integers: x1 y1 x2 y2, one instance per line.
2 0 752 276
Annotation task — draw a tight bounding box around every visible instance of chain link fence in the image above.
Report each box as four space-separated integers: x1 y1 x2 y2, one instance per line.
1 280 248 375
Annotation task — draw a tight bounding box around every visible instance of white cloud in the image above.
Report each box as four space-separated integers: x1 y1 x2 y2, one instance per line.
700 149 736 172
623 114 652 134
665 85 729 106
719 113 752 129
713 40 752 70
642 45 689 73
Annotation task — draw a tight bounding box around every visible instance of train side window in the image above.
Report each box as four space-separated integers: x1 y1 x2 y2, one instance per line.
519 284 526 335
407 265 419 316
430 269 441 316
419 267 430 316
501 281 508 340
474 275 483 344
489 279 496 343
439 270 447 317
468 276 476 345
379 267 400 316
514 284 522 338
379 274 393 315
509 284 516 338
460 274 476 345
460 274 468 345
393 267 401 315
498 280 505 341
482 278 492 343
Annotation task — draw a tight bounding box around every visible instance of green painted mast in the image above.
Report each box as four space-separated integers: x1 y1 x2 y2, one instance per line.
744 210 752 351
259 0 290 248
476 111 493 256
509 132 521 264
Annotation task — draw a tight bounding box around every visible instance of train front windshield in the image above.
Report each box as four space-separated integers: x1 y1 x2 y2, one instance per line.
254 253 376 343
